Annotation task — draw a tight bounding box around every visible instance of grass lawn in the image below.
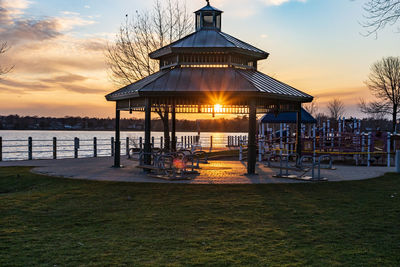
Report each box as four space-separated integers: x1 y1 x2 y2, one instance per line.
1 167 400 266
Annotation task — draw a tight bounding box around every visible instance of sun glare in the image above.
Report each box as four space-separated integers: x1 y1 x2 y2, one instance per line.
214 104 222 113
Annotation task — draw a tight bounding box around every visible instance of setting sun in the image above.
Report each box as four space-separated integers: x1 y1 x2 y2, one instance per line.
214 104 222 113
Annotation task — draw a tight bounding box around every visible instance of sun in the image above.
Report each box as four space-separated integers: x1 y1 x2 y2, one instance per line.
214 104 222 113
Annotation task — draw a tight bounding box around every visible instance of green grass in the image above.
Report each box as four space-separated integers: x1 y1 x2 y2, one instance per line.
1 167 400 266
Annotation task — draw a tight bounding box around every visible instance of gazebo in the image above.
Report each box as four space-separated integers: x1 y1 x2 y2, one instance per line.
105 1 313 174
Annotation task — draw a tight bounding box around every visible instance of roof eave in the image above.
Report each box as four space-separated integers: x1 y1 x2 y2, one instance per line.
106 91 140 101
150 47 269 60
132 91 313 102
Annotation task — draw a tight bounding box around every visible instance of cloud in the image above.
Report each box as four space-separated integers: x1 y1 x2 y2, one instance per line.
259 0 307 6
55 15 95 31
0 79 51 92
204 0 307 19
0 19 61 43
0 0 31 23
57 84 106 94
0 73 107 95
0 1 95 44
1 0 31 10
0 0 114 117
41 73 89 84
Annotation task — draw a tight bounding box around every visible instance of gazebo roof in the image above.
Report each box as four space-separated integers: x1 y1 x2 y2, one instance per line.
106 1 314 114
106 68 313 102
149 29 269 60
260 108 317 124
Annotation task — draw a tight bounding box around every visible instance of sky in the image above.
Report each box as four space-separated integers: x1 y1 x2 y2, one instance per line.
0 0 399 119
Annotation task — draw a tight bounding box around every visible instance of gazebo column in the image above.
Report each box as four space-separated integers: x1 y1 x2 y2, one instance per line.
144 98 152 166
171 105 176 151
113 104 121 168
247 99 257 174
296 103 302 158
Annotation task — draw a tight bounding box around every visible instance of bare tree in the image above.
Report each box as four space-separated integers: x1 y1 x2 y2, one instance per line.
366 56 400 131
327 98 345 120
362 0 400 36
0 42 13 78
358 98 390 120
106 0 193 150
303 100 318 116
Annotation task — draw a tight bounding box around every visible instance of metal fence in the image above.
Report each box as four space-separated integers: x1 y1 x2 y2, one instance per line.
0 135 247 161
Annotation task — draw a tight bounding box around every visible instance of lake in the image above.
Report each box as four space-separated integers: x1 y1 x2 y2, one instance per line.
0 130 247 161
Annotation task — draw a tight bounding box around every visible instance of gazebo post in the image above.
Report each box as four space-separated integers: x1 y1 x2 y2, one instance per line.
247 99 257 175
113 104 121 168
296 103 302 158
144 98 152 166
171 105 176 151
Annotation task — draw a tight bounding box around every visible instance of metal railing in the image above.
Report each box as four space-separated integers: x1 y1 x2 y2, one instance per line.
0 135 245 161
0 137 122 161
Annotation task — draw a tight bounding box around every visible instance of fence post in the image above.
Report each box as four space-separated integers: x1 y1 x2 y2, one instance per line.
152 136 154 148
279 124 283 155
53 137 57 159
239 140 243 161
111 137 115 157
28 137 33 160
313 126 316 162
160 137 163 150
367 133 371 167
126 137 130 156
387 132 391 167
184 136 187 148
0 137 2 161
74 137 80 159
94 137 97 157
139 137 143 150
209 136 213 153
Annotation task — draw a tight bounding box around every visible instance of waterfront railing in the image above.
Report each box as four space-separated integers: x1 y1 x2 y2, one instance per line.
0 135 247 161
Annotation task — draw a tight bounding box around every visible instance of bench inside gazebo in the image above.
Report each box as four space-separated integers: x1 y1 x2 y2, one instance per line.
105 1 313 177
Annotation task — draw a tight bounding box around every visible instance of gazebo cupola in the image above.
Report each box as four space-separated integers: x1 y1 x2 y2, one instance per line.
149 1 269 71
195 0 223 31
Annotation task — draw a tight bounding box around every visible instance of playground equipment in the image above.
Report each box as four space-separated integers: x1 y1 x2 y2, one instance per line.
267 153 330 181
257 116 400 167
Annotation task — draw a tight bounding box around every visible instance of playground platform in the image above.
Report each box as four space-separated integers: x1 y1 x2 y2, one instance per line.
0 157 395 184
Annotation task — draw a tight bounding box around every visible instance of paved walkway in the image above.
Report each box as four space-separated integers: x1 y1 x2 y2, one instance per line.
0 157 395 184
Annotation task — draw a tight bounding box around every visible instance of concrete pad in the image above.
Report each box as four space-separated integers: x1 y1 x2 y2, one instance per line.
0 157 395 184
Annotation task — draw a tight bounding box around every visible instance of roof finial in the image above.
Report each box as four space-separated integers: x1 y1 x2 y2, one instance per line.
206 0 210 6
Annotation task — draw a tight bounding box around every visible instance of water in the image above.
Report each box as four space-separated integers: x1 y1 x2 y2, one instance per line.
0 130 247 161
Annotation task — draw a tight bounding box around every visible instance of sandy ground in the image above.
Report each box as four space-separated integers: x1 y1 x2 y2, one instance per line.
0 157 395 184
